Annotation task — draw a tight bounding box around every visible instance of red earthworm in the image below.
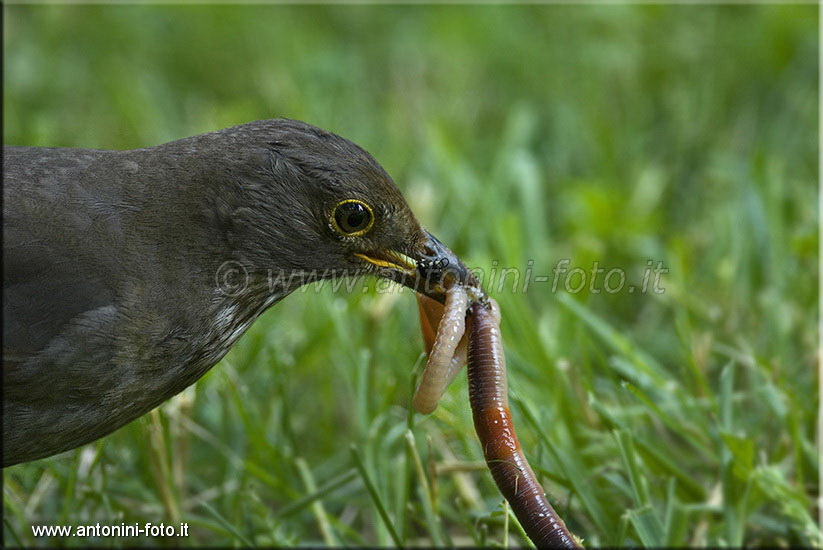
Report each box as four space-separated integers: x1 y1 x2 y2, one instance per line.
439 298 500 389
467 299 580 548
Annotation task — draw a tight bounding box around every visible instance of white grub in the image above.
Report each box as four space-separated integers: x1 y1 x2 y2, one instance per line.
442 334 468 390
413 285 469 414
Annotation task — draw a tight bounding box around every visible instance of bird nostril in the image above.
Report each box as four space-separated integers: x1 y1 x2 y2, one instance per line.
422 244 437 259
418 257 450 283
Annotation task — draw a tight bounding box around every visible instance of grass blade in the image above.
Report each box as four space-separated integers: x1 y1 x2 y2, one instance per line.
350 446 403 547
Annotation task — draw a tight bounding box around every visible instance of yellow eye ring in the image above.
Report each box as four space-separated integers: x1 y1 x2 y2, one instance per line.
331 199 375 237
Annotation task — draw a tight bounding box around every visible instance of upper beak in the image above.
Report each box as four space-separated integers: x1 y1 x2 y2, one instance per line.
355 230 482 304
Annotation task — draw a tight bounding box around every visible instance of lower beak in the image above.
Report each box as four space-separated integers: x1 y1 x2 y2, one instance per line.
355 230 481 304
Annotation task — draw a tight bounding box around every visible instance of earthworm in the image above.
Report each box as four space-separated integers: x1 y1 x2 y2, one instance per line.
441 297 500 388
467 299 580 548
413 285 469 414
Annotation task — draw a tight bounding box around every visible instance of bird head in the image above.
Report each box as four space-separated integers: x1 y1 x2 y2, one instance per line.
208 119 479 304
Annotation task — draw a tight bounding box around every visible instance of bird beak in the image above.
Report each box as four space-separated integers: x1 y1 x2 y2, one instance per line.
355 230 481 304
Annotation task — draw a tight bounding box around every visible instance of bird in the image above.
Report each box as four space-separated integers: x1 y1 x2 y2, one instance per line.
2 119 472 467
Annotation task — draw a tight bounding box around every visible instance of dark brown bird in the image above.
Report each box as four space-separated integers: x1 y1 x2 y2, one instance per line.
3 119 471 466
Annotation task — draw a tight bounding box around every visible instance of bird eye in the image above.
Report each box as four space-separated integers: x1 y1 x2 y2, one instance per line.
332 199 374 237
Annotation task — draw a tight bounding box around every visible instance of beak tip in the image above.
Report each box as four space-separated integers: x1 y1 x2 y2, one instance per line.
409 230 482 302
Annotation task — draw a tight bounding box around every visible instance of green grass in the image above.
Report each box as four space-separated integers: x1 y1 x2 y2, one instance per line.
3 4 819 547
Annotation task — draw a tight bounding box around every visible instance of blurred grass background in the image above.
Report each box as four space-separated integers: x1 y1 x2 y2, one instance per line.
3 4 819 547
